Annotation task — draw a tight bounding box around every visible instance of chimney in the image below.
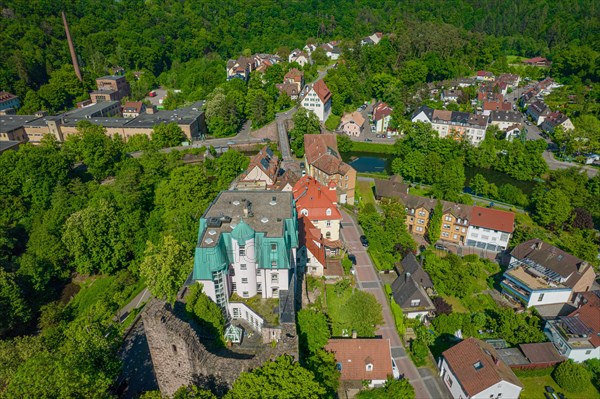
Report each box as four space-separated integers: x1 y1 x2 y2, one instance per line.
62 12 82 82
405 272 411 283
351 330 357 339
535 241 542 250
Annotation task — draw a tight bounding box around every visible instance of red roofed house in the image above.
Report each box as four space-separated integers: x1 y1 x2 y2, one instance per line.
276 68 305 100
236 146 280 190
297 215 327 276
293 176 341 241
466 206 515 252
545 290 600 362
476 70 495 82
372 102 394 134
523 57 551 67
325 338 398 388
439 337 523 399
340 111 365 137
122 101 146 118
304 134 356 204
301 79 332 122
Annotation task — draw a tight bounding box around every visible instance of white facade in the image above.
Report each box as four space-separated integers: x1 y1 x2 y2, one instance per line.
525 288 572 308
297 245 325 277
375 115 391 134
466 226 511 252
439 358 522 399
301 88 331 122
228 302 265 332
242 165 274 185
545 322 600 363
310 218 340 241
411 111 432 124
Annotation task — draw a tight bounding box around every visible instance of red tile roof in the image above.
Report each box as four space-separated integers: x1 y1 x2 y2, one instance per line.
285 68 304 83
312 79 331 103
298 215 326 266
442 338 523 397
123 101 143 113
325 338 393 381
524 57 548 63
304 134 354 177
484 101 512 111
470 206 515 233
373 102 393 122
293 176 341 220
240 146 279 184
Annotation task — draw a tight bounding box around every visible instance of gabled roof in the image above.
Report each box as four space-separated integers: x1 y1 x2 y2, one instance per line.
524 56 548 63
304 134 354 177
395 253 434 289
569 291 600 347
510 239 590 286
543 112 570 127
240 146 279 183
340 111 365 127
0 91 18 103
528 100 548 114
372 102 393 121
325 338 393 381
432 109 452 122
298 215 326 266
284 68 304 82
412 105 434 121
470 206 514 233
292 176 341 220
311 79 332 103
391 274 434 311
442 338 523 397
484 101 512 112
374 176 409 200
490 110 521 123
123 101 143 113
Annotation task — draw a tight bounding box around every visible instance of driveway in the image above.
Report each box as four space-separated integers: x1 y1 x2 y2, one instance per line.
340 209 450 399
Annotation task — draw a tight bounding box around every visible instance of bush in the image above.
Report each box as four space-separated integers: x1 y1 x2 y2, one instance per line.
553 360 591 393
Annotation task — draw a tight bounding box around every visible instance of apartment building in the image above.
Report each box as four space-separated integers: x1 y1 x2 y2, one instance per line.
411 105 488 146
292 176 341 242
465 206 515 252
300 79 332 122
90 75 130 103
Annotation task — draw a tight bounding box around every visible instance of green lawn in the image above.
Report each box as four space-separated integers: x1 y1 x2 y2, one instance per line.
357 180 376 206
69 275 116 316
507 55 526 64
440 295 469 313
409 186 431 197
351 141 396 154
325 114 341 131
516 369 600 399
230 294 280 326
325 284 354 336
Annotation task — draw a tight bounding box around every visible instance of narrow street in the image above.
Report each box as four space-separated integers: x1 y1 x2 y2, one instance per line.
339 209 450 399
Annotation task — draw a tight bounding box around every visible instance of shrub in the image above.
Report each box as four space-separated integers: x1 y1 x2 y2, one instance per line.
553 360 591 393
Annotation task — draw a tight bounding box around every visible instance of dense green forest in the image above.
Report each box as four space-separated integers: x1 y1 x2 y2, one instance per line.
2 0 599 114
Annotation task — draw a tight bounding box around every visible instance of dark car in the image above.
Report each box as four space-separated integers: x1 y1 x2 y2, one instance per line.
364 138 373 142
300 162 305 169
545 386 555 393
434 243 448 251
348 254 357 265
360 235 369 247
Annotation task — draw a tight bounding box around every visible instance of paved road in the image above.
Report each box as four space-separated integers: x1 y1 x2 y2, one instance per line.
543 150 598 177
340 209 450 399
116 287 152 323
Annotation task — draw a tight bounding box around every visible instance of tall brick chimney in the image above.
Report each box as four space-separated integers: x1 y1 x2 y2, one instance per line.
62 11 82 82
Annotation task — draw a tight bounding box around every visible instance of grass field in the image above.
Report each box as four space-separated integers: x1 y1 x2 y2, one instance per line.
516 368 600 399
507 55 526 64
325 284 354 336
357 180 376 206
69 275 116 316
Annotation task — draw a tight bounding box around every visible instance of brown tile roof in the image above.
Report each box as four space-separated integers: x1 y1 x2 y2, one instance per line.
510 239 590 285
276 82 300 98
0 91 18 103
399 193 472 221
374 176 409 199
443 338 522 396
341 111 365 127
304 134 354 177
123 101 143 113
240 146 279 183
470 206 515 233
484 101 512 111
298 215 326 266
432 109 452 122
312 79 331 103
284 68 303 83
373 102 393 121
325 338 393 381
519 342 564 364
271 169 299 191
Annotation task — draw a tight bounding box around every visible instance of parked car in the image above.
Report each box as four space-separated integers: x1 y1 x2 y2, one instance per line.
148 90 157 97
347 254 356 265
360 235 369 247
364 138 373 142
371 125 377 132
434 243 448 251
301 169 307 177
261 138 271 143
227 140 236 145
300 162 305 169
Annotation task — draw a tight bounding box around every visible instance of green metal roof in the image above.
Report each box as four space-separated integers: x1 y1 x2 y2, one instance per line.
231 220 255 244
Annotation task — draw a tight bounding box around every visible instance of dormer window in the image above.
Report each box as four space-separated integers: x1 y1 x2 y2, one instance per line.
326 208 332 216
366 363 373 372
301 209 308 216
473 361 484 370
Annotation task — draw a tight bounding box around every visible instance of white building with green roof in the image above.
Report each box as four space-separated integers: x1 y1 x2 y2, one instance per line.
193 191 299 325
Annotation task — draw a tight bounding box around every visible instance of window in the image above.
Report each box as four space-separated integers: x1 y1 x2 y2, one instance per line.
500 233 509 242
241 278 248 284
443 224 451 229
326 208 332 216
256 269 261 276
445 216 452 222
445 374 453 387
239 245 246 256
271 243 277 251
586 350 592 355
418 210 426 216
366 363 373 372
326 220 331 227
272 288 279 298
271 273 278 283
229 268 235 276
417 219 425 224
231 282 237 291
257 283 262 292
336 363 342 371
271 260 277 267
326 232 331 239
453 234 458 239
416 226 423 232
242 291 249 298
233 307 240 317
240 264 247 270
411 299 421 307
473 361 484 370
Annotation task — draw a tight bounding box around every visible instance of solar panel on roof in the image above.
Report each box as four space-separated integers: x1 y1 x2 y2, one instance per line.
260 158 270 170
560 316 593 336
266 147 274 157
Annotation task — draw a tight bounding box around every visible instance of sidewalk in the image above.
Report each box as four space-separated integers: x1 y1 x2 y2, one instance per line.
340 209 450 399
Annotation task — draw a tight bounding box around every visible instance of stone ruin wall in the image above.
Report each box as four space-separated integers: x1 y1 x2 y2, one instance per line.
142 299 298 397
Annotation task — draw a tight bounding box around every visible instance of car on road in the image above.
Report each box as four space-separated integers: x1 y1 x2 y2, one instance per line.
347 254 356 265
371 125 377 132
360 235 369 247
364 138 373 142
434 243 448 251
526 121 532 126
227 140 236 145
301 169 306 177
300 162 305 169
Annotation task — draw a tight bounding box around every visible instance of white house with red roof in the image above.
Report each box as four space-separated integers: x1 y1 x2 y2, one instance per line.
476 70 495 82
301 79 332 122
292 176 341 241
372 102 394 134
325 338 398 388
236 146 280 190
297 215 327 276
289 49 312 67
465 206 515 252
439 337 523 399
